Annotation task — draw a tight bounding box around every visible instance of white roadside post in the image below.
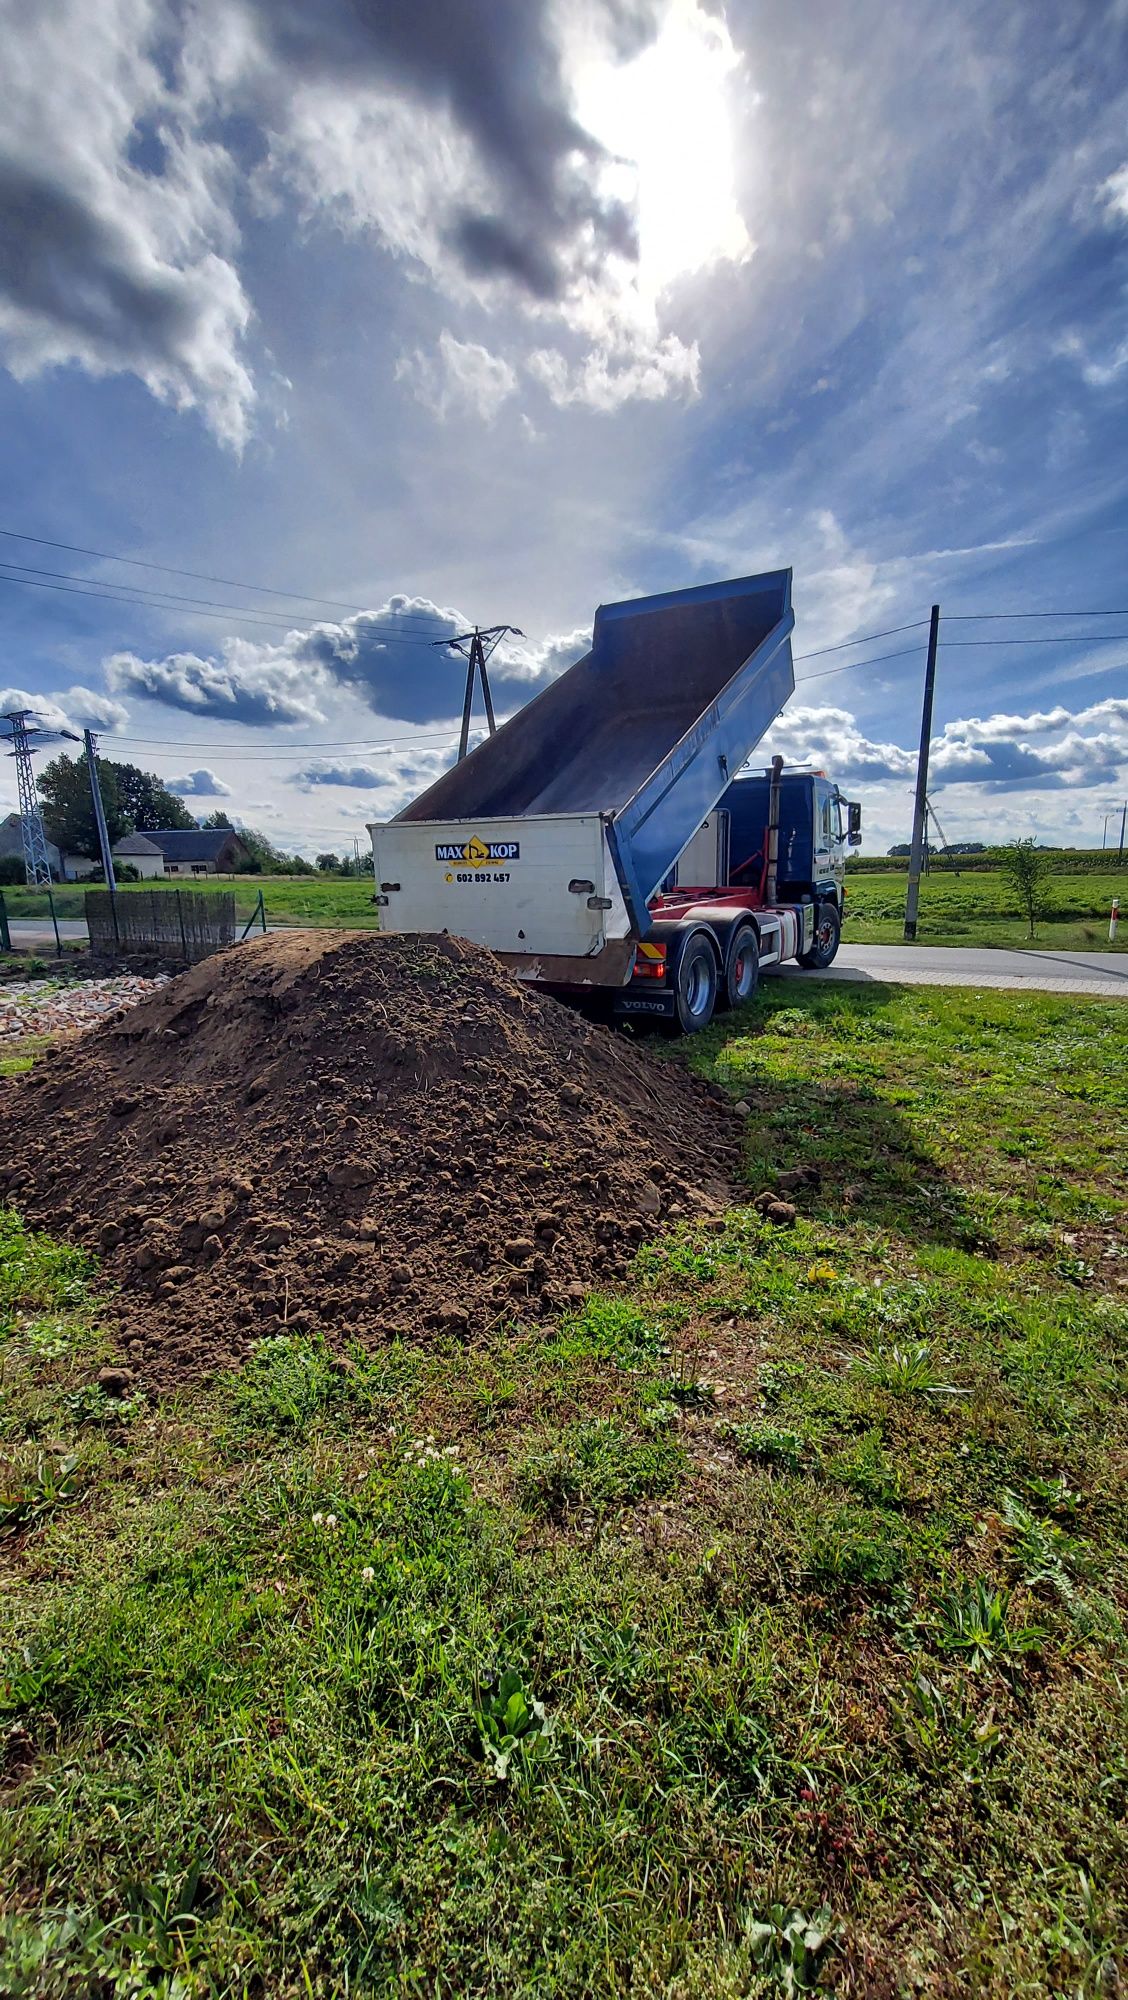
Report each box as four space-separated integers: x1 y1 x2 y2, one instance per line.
1110 897 1120 943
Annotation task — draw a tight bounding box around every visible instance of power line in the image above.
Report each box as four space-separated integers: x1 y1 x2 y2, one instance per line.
945 609 1128 620
794 645 925 685
0 569 449 641
939 634 1128 646
793 620 927 660
0 561 326 631
107 729 465 758
0 525 445 628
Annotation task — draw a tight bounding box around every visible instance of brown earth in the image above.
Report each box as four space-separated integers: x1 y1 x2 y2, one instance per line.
0 931 741 1385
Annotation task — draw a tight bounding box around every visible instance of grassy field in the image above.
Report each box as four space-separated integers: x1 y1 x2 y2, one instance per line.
843 867 1128 951
5 865 1128 952
0 874 380 930
2 980 1126 1994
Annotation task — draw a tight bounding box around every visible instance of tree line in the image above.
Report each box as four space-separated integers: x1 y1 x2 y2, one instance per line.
11 752 318 878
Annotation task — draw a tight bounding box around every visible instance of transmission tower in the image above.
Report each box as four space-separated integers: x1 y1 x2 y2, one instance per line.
1 709 55 886
433 624 524 761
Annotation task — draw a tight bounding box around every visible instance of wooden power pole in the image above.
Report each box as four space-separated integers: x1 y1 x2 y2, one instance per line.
903 604 941 942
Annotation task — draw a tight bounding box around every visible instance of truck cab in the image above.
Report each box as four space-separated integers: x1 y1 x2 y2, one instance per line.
722 767 858 913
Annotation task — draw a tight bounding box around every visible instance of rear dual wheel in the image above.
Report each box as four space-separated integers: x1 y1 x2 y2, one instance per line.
671 934 718 1034
722 923 760 1009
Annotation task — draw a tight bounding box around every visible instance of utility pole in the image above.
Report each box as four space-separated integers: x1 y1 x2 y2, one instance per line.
435 624 524 761
83 728 117 897
1119 800 1127 864
1 709 56 885
903 604 941 942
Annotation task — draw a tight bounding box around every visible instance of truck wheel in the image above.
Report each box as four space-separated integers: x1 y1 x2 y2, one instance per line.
671 934 718 1033
799 901 841 969
721 923 760 1009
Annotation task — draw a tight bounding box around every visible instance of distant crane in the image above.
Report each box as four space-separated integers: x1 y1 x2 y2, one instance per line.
924 794 962 875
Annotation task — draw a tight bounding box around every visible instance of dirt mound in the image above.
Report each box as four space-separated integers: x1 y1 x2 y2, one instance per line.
0 933 741 1383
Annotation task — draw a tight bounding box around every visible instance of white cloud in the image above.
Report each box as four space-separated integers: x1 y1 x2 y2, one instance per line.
527 331 698 410
0 688 74 736
290 760 386 787
1100 163 1128 223
762 693 1128 798
105 643 330 726
102 593 592 731
51 686 129 732
1 0 255 447
396 330 517 422
165 767 232 796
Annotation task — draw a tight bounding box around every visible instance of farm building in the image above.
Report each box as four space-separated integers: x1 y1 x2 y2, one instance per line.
111 833 167 879
138 829 253 876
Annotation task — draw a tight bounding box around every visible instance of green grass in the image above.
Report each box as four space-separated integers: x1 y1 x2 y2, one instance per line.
1 873 380 930
6 863 1128 950
844 865 1128 949
1 982 1127 1995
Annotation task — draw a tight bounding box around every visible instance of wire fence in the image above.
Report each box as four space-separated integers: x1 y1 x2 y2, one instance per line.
86 889 236 963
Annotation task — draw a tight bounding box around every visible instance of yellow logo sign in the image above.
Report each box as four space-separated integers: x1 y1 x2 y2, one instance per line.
434 836 520 868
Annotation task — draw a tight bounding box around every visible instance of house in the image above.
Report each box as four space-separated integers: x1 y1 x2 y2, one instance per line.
0 811 62 878
111 832 167 880
138 828 253 876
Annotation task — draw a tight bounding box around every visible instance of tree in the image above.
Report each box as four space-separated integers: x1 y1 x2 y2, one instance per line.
38 752 129 858
1000 838 1053 938
37 751 195 857
203 810 233 830
316 851 342 872
113 762 197 833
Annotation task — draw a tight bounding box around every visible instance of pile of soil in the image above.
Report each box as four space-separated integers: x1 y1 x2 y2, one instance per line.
0 932 741 1384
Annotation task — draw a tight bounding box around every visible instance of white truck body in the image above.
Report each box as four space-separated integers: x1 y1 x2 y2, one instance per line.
370 812 632 959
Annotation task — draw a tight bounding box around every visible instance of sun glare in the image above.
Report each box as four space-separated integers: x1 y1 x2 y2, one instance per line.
575 0 752 305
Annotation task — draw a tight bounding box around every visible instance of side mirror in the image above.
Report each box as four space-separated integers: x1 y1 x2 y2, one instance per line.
847 802 862 846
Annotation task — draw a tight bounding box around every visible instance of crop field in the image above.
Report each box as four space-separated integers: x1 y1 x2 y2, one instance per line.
2 979 1126 1995
843 867 1128 951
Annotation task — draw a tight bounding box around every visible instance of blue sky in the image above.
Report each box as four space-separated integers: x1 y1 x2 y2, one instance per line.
2 0 1127 853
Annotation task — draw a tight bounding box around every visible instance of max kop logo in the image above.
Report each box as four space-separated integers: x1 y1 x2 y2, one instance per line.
434 837 520 867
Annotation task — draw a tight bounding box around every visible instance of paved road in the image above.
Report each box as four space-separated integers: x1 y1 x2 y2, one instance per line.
6 921 1127 997
5 919 89 947
779 943 1128 997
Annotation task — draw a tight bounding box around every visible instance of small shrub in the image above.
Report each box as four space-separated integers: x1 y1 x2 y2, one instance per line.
64 1382 143 1427
857 1342 962 1399
745 1904 837 1992
0 1452 85 1535
474 1667 555 1781
891 1670 1002 1776
933 1579 1045 1669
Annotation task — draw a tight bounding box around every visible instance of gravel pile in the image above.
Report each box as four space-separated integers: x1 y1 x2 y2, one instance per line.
0 976 170 1040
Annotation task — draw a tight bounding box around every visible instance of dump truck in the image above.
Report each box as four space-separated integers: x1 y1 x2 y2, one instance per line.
369 569 861 1033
